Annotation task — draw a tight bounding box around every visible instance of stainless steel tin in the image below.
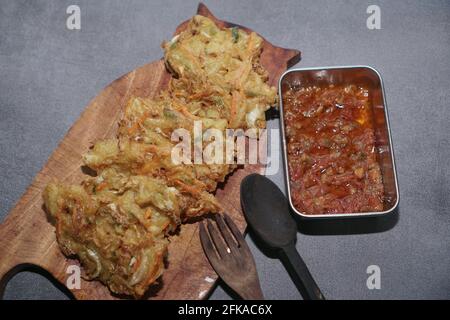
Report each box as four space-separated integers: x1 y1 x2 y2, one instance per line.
278 66 399 218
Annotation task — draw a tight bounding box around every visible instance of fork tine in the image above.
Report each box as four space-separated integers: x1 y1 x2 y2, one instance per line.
206 219 229 257
223 213 247 247
199 221 220 261
214 214 239 250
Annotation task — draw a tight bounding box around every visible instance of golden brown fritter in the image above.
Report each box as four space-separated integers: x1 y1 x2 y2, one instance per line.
44 182 168 297
163 15 277 129
43 15 276 297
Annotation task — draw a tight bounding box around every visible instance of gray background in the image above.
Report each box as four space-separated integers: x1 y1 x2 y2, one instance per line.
1 0 449 300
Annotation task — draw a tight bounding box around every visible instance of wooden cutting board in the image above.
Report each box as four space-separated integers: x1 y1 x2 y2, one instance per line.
0 3 300 300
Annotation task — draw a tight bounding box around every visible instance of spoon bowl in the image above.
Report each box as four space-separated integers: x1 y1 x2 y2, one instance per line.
240 173 297 248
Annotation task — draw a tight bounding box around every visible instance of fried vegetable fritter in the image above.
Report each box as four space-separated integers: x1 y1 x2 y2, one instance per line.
43 15 276 297
164 15 277 129
44 181 168 297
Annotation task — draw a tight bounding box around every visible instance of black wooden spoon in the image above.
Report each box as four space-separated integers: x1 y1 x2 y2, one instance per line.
240 173 325 300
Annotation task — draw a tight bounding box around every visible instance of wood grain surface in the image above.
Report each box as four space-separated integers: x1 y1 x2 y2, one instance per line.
0 3 300 300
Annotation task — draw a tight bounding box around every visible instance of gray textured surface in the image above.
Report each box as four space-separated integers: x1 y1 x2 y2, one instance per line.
1 0 449 300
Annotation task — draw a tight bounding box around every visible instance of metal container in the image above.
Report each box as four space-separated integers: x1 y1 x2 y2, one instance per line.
278 66 399 218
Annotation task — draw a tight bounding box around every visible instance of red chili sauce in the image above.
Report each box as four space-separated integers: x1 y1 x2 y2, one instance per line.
283 84 384 214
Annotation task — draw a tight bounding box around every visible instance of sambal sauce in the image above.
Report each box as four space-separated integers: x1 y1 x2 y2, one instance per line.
283 84 384 215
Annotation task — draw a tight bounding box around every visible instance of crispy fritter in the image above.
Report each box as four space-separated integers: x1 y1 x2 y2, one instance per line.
163 15 277 129
43 15 276 297
44 181 168 297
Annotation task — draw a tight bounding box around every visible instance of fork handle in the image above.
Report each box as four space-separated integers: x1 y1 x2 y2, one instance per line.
239 281 265 300
280 244 325 300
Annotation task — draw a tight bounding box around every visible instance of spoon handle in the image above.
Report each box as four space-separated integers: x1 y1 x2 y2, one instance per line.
280 244 325 300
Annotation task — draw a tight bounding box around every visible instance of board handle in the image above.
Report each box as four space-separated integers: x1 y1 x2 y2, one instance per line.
0 184 66 298
0 263 34 298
